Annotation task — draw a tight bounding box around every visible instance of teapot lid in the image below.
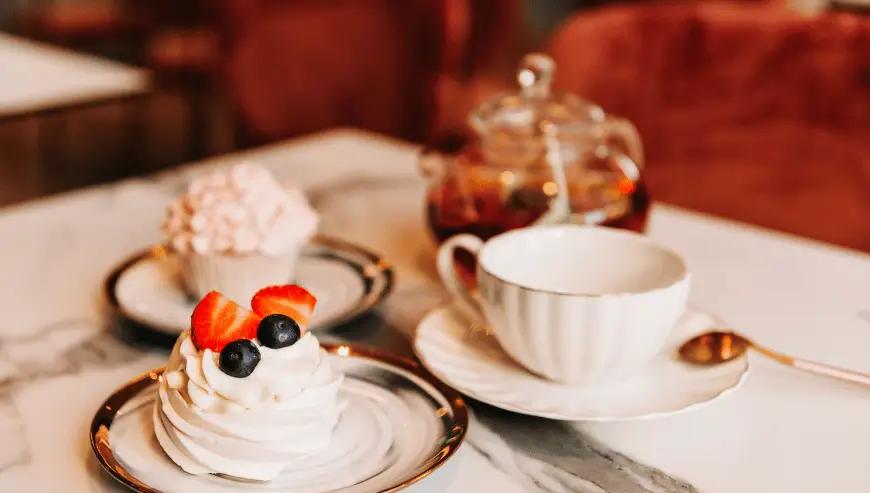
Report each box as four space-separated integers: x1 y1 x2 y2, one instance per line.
469 53 605 137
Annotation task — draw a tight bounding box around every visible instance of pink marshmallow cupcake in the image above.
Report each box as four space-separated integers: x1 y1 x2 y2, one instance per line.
163 162 319 305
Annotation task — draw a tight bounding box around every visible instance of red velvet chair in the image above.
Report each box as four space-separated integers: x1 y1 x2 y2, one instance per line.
211 0 522 145
548 2 870 251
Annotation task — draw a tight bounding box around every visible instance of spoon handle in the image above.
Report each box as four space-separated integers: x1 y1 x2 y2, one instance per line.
790 358 870 387
753 344 870 387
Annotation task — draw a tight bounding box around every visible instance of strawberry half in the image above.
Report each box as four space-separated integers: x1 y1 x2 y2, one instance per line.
190 291 261 352
251 285 317 332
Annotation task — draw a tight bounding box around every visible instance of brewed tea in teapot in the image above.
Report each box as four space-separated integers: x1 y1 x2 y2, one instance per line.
420 54 650 277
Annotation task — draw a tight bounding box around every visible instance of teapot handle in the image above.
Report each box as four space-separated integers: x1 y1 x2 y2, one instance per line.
600 115 645 170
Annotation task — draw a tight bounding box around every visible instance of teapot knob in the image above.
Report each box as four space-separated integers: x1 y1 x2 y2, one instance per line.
517 53 555 100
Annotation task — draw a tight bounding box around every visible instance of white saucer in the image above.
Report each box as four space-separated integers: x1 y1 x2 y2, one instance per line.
106 236 393 335
414 306 749 421
91 344 467 493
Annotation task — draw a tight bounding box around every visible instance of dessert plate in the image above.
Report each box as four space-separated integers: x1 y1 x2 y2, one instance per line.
91 344 467 493
106 236 393 336
414 306 749 421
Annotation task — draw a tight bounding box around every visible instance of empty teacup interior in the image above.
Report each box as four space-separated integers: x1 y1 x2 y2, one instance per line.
478 226 687 295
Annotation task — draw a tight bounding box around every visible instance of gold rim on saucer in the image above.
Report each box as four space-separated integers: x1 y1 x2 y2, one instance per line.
103 234 394 334
90 343 469 493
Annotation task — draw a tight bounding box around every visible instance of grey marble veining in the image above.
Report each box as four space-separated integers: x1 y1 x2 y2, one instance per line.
0 318 153 475
468 407 698 493
0 399 28 473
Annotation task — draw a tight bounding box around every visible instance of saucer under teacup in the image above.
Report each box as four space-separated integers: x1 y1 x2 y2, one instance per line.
91 344 467 493
414 306 749 421
105 236 393 336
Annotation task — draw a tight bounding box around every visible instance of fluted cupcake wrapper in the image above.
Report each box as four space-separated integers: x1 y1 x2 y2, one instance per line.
180 247 304 306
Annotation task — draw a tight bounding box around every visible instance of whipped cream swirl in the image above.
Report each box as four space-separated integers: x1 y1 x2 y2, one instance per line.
153 330 345 481
163 162 319 256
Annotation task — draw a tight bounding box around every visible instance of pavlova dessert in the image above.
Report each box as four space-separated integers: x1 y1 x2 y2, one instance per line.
153 284 345 481
162 162 319 304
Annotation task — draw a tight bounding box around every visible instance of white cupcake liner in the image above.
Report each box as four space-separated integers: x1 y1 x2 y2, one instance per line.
179 246 304 306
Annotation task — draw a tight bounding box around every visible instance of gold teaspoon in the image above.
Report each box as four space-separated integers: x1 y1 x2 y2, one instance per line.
679 331 870 388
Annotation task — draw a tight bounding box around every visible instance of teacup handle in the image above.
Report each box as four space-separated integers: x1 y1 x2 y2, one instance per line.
436 234 486 324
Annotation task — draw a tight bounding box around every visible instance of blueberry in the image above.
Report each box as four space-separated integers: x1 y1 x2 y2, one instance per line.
219 339 261 378
257 314 301 349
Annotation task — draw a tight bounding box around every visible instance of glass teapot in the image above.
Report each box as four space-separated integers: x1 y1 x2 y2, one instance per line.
421 53 649 246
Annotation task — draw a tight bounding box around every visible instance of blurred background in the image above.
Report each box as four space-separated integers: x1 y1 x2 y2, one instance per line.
1 0 868 250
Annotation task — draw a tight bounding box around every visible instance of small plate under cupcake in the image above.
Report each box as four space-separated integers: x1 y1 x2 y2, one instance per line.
112 162 392 337
105 235 393 336
416 226 749 421
91 286 467 493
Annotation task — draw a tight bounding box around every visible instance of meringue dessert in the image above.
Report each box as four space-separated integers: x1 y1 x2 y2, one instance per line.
153 285 346 481
162 162 319 304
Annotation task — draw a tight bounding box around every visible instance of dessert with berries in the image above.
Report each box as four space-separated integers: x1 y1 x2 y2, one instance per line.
162 162 319 304
153 284 345 481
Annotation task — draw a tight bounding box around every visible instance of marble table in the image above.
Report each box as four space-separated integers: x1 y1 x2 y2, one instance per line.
0 32 148 120
1 129 868 493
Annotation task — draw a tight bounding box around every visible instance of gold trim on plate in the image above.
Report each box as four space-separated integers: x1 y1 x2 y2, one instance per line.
103 235 394 333
90 343 469 493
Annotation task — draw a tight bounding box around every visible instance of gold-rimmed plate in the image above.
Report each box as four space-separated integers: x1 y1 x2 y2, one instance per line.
105 236 393 336
90 343 468 493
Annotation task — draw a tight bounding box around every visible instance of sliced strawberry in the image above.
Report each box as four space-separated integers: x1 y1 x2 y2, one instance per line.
251 285 317 332
190 291 261 352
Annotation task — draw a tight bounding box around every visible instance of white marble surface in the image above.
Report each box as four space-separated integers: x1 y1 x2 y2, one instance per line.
0 32 148 118
1 129 869 493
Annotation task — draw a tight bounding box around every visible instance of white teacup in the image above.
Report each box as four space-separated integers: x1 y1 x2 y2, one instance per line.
437 225 690 385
